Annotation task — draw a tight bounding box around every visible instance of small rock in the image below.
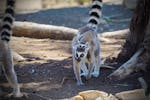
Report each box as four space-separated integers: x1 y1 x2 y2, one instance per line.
115 89 148 100
31 69 35 74
79 90 108 100
71 95 84 100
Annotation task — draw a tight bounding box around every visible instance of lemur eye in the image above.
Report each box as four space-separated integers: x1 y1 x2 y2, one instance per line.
80 53 84 57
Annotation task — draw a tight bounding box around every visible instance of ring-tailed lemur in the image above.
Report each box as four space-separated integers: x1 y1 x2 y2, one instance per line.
0 0 23 97
72 0 102 85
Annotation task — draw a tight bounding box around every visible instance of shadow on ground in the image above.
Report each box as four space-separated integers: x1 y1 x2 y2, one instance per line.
0 56 142 99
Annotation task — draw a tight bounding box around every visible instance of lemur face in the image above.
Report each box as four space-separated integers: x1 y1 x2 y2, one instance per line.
74 42 89 62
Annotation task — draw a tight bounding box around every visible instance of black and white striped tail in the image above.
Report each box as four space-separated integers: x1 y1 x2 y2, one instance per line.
1 0 15 42
88 0 102 31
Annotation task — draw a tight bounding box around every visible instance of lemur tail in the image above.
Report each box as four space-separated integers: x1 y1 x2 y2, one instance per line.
88 0 102 31
1 0 15 42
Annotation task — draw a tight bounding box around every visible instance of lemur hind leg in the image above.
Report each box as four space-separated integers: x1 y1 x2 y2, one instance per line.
92 55 101 77
86 52 96 79
80 61 88 77
1 42 23 98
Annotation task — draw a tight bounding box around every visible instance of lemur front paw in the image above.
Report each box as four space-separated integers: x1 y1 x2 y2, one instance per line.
6 92 28 99
92 71 100 77
77 82 84 86
80 72 88 77
86 74 92 80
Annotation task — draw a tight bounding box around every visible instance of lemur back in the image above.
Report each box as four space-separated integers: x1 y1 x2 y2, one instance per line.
72 0 102 85
0 0 23 97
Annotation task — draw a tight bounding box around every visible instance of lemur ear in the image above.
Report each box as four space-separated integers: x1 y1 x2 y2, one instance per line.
72 45 77 50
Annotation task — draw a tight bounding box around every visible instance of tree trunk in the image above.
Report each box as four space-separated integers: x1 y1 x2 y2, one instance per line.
116 0 150 63
109 0 150 95
109 0 150 96
110 0 150 78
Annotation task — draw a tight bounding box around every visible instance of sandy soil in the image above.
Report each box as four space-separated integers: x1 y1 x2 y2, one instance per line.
0 36 141 100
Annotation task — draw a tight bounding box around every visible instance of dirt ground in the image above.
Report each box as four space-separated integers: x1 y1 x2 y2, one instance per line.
0 1 143 100
0 36 142 100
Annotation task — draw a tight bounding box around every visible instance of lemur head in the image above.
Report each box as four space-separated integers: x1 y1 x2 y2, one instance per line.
73 26 94 62
73 40 89 62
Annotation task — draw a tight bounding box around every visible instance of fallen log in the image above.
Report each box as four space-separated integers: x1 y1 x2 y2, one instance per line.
0 21 127 41
108 48 144 79
100 29 129 39
12 21 78 40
